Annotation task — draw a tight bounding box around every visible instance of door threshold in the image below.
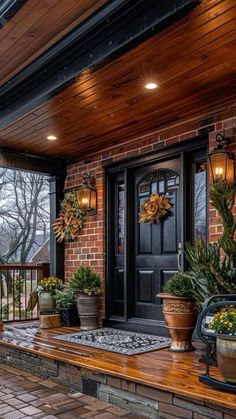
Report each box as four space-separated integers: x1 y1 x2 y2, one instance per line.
103 317 168 336
128 317 165 326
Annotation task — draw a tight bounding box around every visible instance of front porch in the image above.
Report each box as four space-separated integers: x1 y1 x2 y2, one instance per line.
0 322 236 418
0 1 236 417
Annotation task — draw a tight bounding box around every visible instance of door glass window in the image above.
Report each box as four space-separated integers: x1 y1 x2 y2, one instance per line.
118 183 125 254
138 169 179 197
194 160 207 242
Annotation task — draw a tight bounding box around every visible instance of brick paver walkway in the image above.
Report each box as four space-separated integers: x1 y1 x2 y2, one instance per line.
0 364 143 419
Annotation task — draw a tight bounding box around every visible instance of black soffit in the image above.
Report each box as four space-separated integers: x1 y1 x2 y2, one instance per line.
0 0 27 28
0 0 199 128
0 147 67 175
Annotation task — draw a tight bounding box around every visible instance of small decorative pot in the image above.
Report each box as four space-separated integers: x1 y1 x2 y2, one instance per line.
76 292 98 330
38 291 55 312
58 307 80 327
217 336 236 383
157 293 198 352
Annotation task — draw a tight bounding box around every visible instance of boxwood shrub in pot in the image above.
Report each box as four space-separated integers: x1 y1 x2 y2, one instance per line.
69 266 101 330
54 288 79 327
157 272 198 352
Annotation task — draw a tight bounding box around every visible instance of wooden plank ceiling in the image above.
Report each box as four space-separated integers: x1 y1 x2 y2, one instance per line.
0 0 108 87
0 0 236 160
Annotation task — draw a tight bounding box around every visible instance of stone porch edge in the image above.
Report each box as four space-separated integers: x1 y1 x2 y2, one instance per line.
0 342 236 419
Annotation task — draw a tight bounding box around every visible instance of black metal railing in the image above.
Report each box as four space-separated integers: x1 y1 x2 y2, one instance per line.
0 263 49 322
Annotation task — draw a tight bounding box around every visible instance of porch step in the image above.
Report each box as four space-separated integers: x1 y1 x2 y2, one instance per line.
0 322 236 419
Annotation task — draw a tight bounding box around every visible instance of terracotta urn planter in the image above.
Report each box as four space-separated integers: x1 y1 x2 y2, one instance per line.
157 293 198 352
216 336 236 383
76 292 98 330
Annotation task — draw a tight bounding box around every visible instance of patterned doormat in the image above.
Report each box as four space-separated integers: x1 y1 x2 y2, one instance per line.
52 327 170 355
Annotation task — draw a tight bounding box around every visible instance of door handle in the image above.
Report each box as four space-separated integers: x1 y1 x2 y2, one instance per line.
178 242 182 271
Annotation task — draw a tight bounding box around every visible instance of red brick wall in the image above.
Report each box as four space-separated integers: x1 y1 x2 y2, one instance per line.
64 103 236 321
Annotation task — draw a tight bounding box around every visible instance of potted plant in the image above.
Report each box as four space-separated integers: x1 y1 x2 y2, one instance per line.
37 276 64 312
209 305 236 383
183 181 236 306
54 288 79 326
157 272 198 352
69 266 101 330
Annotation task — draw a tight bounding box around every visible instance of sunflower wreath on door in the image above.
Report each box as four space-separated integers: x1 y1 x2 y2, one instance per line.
139 192 172 224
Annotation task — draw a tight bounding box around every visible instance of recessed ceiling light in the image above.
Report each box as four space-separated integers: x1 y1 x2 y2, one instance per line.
47 135 57 141
145 82 158 90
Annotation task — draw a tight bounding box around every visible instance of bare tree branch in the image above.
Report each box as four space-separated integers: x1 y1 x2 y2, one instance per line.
0 169 50 263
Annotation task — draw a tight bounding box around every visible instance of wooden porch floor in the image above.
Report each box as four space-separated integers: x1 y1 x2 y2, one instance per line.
0 322 236 413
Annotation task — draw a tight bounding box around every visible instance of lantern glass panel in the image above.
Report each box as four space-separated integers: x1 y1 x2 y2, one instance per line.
209 152 227 182
89 189 97 212
226 157 235 184
76 187 91 208
76 186 96 212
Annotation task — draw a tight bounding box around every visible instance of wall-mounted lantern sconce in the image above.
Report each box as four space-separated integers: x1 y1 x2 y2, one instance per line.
75 173 97 214
208 134 234 184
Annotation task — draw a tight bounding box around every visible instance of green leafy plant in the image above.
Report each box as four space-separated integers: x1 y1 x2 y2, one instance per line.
183 241 236 304
15 309 32 319
13 274 24 308
1 304 9 321
69 266 101 296
209 306 236 335
54 288 76 308
162 272 193 297
179 180 236 305
209 181 236 266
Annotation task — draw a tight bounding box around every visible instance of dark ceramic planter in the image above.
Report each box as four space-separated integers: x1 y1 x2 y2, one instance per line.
58 307 80 327
76 293 98 330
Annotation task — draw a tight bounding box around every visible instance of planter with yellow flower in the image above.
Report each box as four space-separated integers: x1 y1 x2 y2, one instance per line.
37 276 64 313
209 306 236 384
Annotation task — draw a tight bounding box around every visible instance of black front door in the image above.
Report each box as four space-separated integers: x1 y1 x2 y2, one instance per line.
105 139 207 335
132 157 181 321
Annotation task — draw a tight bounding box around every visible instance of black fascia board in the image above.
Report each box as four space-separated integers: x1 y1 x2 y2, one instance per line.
0 0 27 28
0 147 67 176
0 0 199 129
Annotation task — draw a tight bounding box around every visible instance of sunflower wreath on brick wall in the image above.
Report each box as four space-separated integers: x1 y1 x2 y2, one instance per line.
53 192 86 242
139 192 172 224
